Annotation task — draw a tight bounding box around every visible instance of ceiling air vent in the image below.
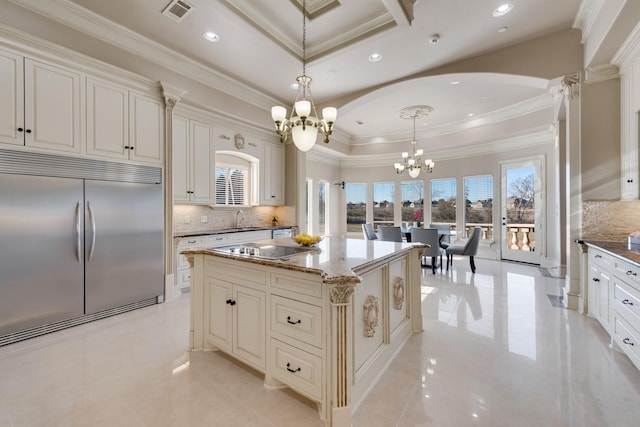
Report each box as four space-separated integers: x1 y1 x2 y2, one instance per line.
162 0 194 22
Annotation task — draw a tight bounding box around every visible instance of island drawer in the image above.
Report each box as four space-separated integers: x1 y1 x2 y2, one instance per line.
269 338 322 401
589 248 614 270
271 295 322 348
612 314 640 370
614 260 640 288
206 259 266 285
613 279 640 323
270 271 322 299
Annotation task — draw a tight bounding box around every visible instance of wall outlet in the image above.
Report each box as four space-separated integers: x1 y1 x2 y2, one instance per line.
183 215 191 224
200 216 208 223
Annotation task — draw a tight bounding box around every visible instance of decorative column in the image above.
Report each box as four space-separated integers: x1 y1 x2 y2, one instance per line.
160 82 187 301
562 72 583 312
329 282 355 427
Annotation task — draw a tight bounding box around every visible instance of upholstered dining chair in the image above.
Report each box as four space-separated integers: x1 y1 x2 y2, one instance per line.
410 228 444 274
362 223 378 240
445 227 482 273
429 223 452 250
378 226 403 242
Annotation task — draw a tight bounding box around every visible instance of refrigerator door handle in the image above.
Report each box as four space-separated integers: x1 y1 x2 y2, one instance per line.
88 201 96 262
75 201 82 262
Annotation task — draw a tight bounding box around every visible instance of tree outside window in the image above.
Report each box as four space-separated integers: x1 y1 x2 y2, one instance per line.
431 178 456 230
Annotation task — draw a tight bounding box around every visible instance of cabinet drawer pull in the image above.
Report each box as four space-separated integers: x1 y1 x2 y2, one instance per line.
626 270 637 276
187 240 197 243
592 278 600 282
623 337 635 346
595 255 602 258
622 299 634 306
286 362 301 373
286 316 301 325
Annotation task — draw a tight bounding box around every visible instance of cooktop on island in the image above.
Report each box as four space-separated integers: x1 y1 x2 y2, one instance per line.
209 242 317 261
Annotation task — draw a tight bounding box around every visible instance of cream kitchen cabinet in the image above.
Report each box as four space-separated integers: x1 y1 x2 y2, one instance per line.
0 49 81 153
261 140 284 205
612 257 640 371
173 114 215 203
86 78 163 164
204 260 266 371
587 248 613 333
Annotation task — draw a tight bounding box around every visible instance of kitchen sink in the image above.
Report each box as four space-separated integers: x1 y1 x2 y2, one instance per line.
209 243 317 260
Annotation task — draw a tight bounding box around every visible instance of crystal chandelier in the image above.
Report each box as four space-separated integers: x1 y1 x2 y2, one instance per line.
271 0 337 152
394 105 435 179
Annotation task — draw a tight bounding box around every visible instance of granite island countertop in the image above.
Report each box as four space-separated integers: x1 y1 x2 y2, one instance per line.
181 236 427 284
581 240 640 267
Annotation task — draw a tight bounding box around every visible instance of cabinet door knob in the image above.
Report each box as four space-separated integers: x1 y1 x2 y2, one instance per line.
25 129 32 133
17 127 23 132
226 299 232 305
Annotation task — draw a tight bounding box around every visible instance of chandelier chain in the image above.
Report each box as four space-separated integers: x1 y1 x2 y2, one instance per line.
302 0 306 77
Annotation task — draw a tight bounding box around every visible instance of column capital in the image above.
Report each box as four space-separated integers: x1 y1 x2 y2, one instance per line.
160 81 188 109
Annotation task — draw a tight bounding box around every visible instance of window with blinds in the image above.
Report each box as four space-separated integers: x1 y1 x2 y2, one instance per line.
215 166 248 206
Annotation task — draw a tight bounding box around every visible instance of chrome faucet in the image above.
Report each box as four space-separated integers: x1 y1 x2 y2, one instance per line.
236 210 245 228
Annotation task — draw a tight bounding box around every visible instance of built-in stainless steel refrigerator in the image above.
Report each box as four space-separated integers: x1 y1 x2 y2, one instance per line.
0 149 163 345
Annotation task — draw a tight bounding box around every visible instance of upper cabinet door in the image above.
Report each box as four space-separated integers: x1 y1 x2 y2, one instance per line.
190 119 215 204
129 91 163 164
262 141 284 205
86 78 129 159
24 59 81 153
172 114 191 203
0 49 24 146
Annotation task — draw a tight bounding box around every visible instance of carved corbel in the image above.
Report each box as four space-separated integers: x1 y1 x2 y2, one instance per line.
363 295 379 337
393 278 405 310
330 284 355 304
561 73 580 101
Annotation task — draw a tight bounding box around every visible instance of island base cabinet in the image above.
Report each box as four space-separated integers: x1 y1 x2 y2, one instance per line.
205 276 266 371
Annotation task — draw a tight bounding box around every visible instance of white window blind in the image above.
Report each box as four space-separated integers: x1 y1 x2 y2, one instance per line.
215 166 248 205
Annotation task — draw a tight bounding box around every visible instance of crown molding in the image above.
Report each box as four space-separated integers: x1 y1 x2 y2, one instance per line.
338 128 554 169
349 93 554 146
0 23 157 92
584 64 620 83
224 0 395 61
9 0 279 111
573 0 605 44
612 17 640 72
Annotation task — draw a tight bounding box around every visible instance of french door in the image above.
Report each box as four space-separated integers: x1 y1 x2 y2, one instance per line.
500 158 543 264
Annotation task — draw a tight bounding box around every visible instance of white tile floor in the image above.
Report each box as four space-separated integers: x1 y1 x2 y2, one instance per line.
1 258 640 426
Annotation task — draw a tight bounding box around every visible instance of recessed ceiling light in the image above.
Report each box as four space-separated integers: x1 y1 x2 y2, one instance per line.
498 26 508 33
449 81 461 85
368 53 382 62
493 3 513 17
467 113 474 117
203 32 220 42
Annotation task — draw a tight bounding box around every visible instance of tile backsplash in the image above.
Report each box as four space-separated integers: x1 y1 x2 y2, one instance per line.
173 204 295 234
582 200 640 241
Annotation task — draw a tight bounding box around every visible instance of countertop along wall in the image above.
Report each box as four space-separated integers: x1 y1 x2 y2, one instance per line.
172 204 295 236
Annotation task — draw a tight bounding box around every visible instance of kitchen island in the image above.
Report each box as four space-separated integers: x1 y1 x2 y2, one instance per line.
183 237 426 427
